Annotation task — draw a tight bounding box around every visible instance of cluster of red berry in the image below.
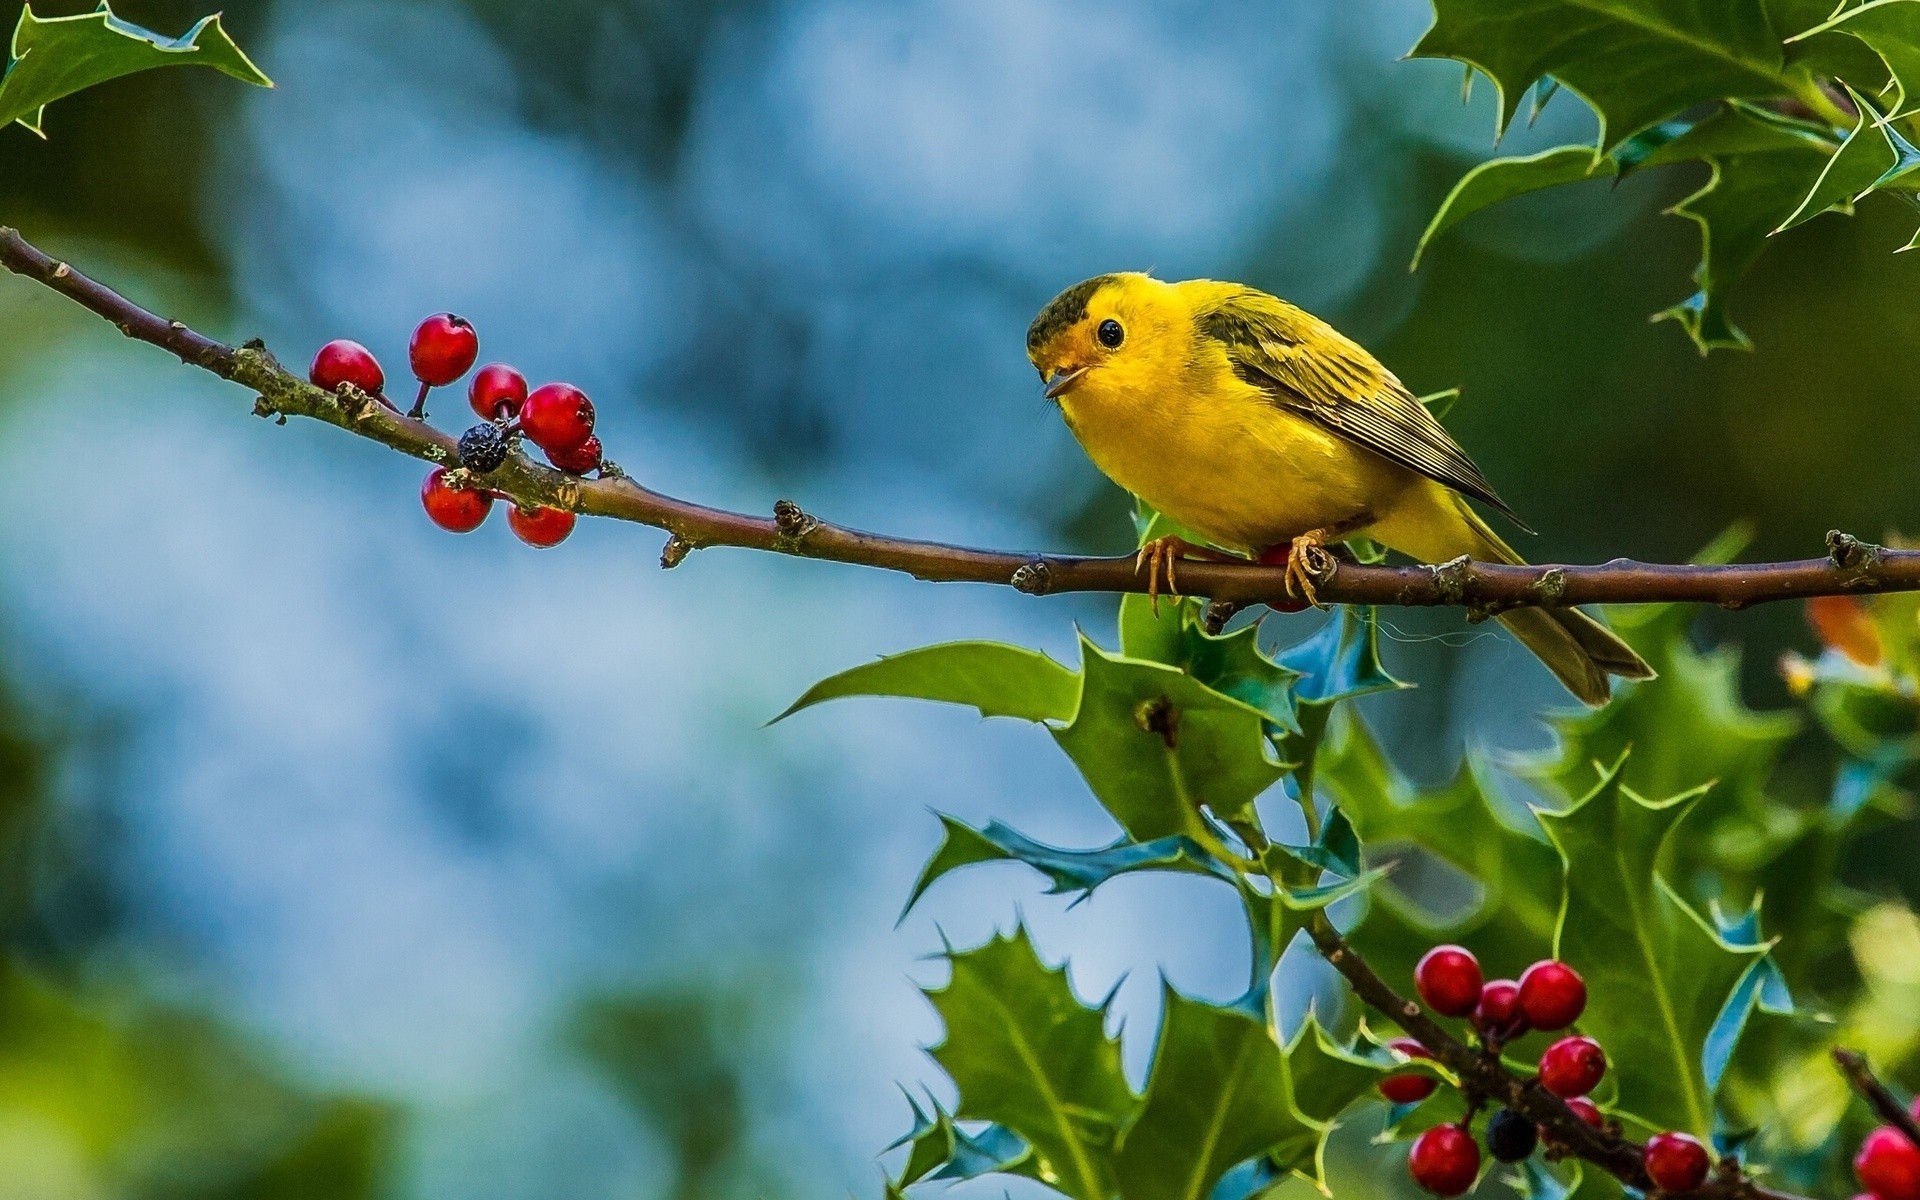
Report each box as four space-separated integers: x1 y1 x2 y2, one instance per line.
308 314 602 548
1855 1110 1920 1200
1389 944 1711 1197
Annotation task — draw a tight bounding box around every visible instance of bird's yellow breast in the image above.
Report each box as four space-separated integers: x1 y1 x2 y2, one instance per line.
1057 343 1415 554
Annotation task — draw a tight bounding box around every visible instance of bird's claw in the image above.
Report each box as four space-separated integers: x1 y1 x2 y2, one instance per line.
1135 536 1190 615
1284 532 1334 609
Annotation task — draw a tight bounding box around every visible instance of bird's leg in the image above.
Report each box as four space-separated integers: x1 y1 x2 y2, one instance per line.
1283 530 1338 609
1133 536 1235 614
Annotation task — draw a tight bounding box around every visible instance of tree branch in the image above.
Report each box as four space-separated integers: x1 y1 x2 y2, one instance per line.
1305 912 1812 1200
6 223 1918 614
1834 1048 1920 1150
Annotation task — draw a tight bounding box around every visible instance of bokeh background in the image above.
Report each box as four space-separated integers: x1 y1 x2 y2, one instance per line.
0 1 1916 1197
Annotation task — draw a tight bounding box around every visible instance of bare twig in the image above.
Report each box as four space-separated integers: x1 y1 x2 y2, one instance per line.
1306 913 1811 1200
6 224 1920 614
1835 1048 1920 1150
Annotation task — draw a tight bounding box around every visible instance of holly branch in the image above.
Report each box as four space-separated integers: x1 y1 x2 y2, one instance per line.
4 223 1918 617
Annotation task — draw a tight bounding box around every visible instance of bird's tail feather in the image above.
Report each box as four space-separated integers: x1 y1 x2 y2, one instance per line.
1401 492 1654 707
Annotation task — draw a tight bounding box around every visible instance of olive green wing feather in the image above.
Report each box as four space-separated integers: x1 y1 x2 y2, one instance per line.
1198 290 1530 530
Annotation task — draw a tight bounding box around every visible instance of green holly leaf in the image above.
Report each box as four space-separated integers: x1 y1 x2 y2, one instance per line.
1275 609 1408 826
1055 636 1287 840
1775 87 1920 231
1648 106 1836 349
1114 991 1305 1200
1538 765 1769 1137
2 3 272 135
1411 0 1808 149
925 929 1131 1200
887 1093 1048 1190
1321 714 1561 986
774 641 1080 724
1413 146 1616 269
1702 904 1794 1093
900 814 1230 920
1242 868 1388 1009
1792 0 1920 121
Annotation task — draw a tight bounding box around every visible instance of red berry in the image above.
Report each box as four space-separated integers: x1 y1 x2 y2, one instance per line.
1565 1097 1603 1130
1856 1127 1920 1200
310 339 387 398
1416 945 1484 1018
1644 1132 1710 1194
1379 1037 1437 1105
420 467 491 533
1518 960 1587 1032
410 313 479 387
469 363 528 421
1473 979 1529 1042
547 434 603 475
520 382 596 453
509 505 576 548
1408 1124 1480 1196
1538 1036 1607 1098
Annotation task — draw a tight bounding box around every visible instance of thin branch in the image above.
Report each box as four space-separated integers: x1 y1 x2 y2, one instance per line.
1304 913 1812 1200
1835 1048 1920 1150
6 224 1919 613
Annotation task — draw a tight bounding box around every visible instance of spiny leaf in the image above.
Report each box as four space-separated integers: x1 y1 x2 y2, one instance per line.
1274 609 1408 827
1411 0 1805 149
2 3 272 134
925 929 1130 1200
774 641 1080 724
1242 868 1389 1011
1413 146 1616 270
1114 991 1303 1200
900 814 1229 920
1054 635 1287 840
1793 0 1920 121
1702 904 1794 1093
1774 86 1920 231
1538 764 1769 1136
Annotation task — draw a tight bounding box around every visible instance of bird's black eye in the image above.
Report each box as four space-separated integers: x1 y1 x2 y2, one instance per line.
1096 319 1125 349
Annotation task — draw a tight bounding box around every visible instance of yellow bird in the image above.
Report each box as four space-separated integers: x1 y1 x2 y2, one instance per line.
1026 272 1653 707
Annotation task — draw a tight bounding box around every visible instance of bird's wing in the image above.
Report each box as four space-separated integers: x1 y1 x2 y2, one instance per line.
1197 289 1529 529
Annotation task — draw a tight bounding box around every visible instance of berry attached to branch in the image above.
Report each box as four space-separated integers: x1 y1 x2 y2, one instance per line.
1379 1037 1438 1105
1856 1127 1920 1200
1486 1109 1539 1163
520 382 596 455
408 313 479 417
1538 1036 1607 1098
421 467 491 533
1416 945 1484 1018
1518 960 1587 1032
468 363 528 421
1409 1124 1481 1196
457 422 509 475
1473 978 1529 1044
1645 1132 1711 1193
309 339 389 405
509 505 576 549
546 434 603 476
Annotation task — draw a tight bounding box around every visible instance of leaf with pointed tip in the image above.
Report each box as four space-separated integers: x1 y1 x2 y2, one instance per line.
1241 869 1388 1013
1411 0 1804 149
901 814 1230 919
1413 146 1616 269
775 642 1080 724
2 4 272 134
1538 766 1768 1136
1649 108 1835 350
930 1122 1043 1184
1055 636 1287 839
1115 991 1308 1200
1793 0 1920 120
925 929 1131 1200
1775 87 1920 231
1274 609 1408 826
1276 808 1360 878
1703 948 1794 1093
1321 714 1560 988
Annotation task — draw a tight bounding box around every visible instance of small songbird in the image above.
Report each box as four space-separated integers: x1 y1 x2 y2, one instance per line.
1026 272 1653 706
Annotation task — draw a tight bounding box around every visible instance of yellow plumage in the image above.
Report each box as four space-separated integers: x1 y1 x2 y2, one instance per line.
1026 272 1652 706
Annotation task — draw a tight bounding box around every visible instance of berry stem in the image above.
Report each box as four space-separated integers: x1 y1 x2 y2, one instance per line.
409 380 432 420
1836 1048 1920 1152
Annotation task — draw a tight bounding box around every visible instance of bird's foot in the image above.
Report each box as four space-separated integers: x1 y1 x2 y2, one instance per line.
1281 530 1337 609
1133 537 1233 614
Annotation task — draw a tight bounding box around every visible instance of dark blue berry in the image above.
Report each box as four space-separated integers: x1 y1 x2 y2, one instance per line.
458 422 508 474
1486 1109 1537 1163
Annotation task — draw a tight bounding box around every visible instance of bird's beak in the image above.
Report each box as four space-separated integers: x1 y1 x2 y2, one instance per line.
1043 366 1089 400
